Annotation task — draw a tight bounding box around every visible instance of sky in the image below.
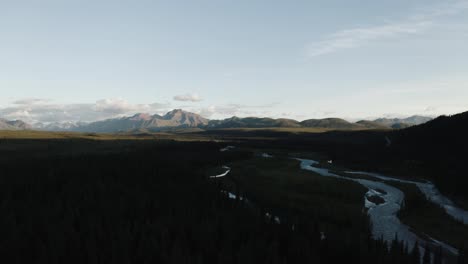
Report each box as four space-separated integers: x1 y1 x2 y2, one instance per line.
1 0 468 124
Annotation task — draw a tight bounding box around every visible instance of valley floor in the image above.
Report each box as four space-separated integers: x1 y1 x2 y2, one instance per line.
210 148 467 261
0 129 466 263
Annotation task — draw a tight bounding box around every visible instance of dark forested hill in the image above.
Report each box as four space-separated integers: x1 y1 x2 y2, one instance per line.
389 111 468 200
395 111 468 145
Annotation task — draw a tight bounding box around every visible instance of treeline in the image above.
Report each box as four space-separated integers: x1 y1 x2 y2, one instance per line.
0 139 435 263
215 111 468 204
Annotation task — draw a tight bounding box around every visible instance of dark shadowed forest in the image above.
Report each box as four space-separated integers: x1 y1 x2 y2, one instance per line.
0 138 436 264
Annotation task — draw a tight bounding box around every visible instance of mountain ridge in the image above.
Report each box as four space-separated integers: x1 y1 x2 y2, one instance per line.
59 110 434 133
74 109 209 133
1 110 435 132
0 119 32 130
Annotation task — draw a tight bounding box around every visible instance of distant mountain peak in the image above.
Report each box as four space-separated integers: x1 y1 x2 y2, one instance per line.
163 109 193 119
0 118 32 130
372 115 432 128
164 109 184 117
129 113 152 121
71 109 209 133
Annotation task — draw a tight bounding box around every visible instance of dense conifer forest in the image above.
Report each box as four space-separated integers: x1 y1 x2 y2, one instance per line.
0 138 438 263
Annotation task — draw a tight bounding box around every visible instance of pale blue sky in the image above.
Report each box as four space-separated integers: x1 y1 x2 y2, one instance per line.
1 0 468 123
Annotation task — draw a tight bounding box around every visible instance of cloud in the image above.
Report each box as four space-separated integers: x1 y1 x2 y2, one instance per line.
192 103 280 119
13 98 51 105
197 105 242 118
173 93 203 102
93 98 134 114
306 0 468 57
424 106 438 113
0 97 282 123
307 21 431 57
0 98 171 124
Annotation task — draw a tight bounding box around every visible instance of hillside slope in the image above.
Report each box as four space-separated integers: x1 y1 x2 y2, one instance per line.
389 111 468 201
301 118 363 130
206 117 301 129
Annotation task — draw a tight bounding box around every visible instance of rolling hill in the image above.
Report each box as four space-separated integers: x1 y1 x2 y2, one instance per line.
300 118 363 130
206 117 301 129
356 120 390 129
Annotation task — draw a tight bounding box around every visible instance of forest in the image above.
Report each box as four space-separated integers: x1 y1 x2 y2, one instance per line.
2 0 467 262
0 137 454 264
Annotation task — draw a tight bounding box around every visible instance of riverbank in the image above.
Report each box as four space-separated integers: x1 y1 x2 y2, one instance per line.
212 147 465 262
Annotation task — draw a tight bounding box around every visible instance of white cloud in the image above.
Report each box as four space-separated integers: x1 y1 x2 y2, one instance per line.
192 103 280 119
93 98 133 114
306 0 468 57
197 105 242 118
0 98 171 124
173 93 203 102
0 97 283 123
307 21 431 57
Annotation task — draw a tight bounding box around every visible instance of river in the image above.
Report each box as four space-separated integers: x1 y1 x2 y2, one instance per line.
297 158 459 256
344 170 468 225
212 147 463 257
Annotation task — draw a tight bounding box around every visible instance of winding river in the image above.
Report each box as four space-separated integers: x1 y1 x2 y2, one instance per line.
344 170 468 225
213 146 466 257
297 158 460 255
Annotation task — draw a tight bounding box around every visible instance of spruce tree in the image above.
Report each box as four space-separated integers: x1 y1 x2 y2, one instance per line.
459 246 467 264
422 244 431 264
433 246 442 264
412 241 421 264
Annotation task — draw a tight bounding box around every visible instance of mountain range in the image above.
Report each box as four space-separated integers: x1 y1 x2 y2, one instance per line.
0 119 32 130
0 109 433 133
72 110 209 133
